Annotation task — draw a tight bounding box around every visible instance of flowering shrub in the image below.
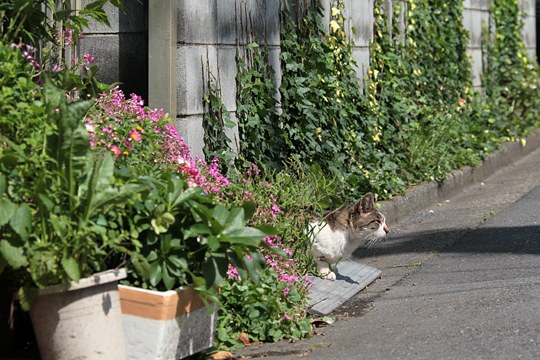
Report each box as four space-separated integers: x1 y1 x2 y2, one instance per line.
213 162 323 349
83 88 315 348
85 87 230 193
216 266 312 349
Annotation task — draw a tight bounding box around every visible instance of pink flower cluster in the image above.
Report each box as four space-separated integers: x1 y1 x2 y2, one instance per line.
11 43 40 69
82 52 95 71
226 233 309 300
86 87 230 193
55 27 74 47
262 235 304 297
237 163 282 220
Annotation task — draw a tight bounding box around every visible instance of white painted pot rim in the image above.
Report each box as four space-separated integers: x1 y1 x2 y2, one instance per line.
38 268 127 296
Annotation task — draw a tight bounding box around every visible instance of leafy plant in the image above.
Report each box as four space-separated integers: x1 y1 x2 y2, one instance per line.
0 0 121 45
481 0 540 138
0 77 146 309
235 42 281 168
126 173 271 302
2 0 120 97
202 66 236 171
280 0 370 195
86 86 231 193
216 266 312 350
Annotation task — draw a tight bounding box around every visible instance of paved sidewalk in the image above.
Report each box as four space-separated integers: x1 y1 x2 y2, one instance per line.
235 140 540 359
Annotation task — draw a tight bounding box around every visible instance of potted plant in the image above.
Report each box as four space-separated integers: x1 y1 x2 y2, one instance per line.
116 171 271 359
0 50 147 359
79 82 273 359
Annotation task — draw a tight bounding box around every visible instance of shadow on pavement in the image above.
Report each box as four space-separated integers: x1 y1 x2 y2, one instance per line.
354 225 540 259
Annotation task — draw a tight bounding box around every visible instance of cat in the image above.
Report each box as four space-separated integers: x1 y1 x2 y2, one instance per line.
309 192 389 281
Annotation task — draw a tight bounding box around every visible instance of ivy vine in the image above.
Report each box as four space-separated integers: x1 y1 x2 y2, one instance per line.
203 0 540 201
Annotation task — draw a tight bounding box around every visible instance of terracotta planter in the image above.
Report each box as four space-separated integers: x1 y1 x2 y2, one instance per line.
29 269 128 360
119 285 217 360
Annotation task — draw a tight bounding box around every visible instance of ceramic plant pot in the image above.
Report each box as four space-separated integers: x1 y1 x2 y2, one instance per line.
119 285 217 360
29 269 128 360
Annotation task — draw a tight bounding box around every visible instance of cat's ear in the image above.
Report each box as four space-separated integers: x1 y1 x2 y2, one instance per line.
360 192 375 213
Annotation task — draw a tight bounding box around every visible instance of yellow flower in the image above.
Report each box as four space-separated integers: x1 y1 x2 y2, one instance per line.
373 130 382 142
331 7 340 16
330 20 340 33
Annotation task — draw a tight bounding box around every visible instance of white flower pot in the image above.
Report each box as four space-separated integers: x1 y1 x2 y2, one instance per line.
30 269 128 360
119 285 217 360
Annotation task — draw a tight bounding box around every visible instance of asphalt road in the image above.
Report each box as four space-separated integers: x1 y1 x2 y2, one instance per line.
236 145 540 359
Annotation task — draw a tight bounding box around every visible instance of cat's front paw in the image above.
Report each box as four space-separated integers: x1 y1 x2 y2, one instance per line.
321 271 337 281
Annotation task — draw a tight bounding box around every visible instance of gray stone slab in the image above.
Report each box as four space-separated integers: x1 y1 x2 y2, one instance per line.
308 261 381 315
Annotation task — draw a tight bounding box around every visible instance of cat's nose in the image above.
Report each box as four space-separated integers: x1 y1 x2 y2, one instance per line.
383 224 390 234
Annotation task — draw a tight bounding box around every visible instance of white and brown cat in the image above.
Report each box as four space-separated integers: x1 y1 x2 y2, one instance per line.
310 192 389 280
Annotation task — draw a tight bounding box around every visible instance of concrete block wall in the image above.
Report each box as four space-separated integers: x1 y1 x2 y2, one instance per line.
80 0 536 159
463 0 490 88
175 0 281 158
463 0 537 89
520 0 537 59
78 0 148 101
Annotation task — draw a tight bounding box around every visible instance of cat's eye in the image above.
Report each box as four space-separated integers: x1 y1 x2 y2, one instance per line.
369 220 381 229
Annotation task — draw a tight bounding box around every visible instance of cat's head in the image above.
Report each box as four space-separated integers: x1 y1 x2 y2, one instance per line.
349 192 390 238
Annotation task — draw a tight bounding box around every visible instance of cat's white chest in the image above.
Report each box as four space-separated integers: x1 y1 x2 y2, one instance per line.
310 221 349 263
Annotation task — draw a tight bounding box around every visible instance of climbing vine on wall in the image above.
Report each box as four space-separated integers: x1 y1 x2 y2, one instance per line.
482 0 540 139
279 0 376 198
236 42 281 168
204 0 540 201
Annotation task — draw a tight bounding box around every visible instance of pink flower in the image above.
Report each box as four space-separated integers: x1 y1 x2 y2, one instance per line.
109 145 121 157
226 264 239 280
83 52 95 70
130 129 142 141
283 287 290 297
284 313 291 321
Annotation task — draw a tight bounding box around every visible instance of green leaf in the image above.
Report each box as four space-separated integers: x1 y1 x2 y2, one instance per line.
202 256 227 289
225 207 245 229
162 264 175 290
211 205 230 226
248 309 261 319
0 199 16 227
206 235 220 251
242 201 257 220
161 212 175 225
242 254 260 284
0 240 28 269
61 256 80 282
18 287 38 311
149 261 162 287
222 227 266 247
170 183 201 208
9 204 32 241
131 253 151 279
0 175 6 194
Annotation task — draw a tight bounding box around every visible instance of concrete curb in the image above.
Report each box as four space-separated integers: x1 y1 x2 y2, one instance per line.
380 129 540 226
